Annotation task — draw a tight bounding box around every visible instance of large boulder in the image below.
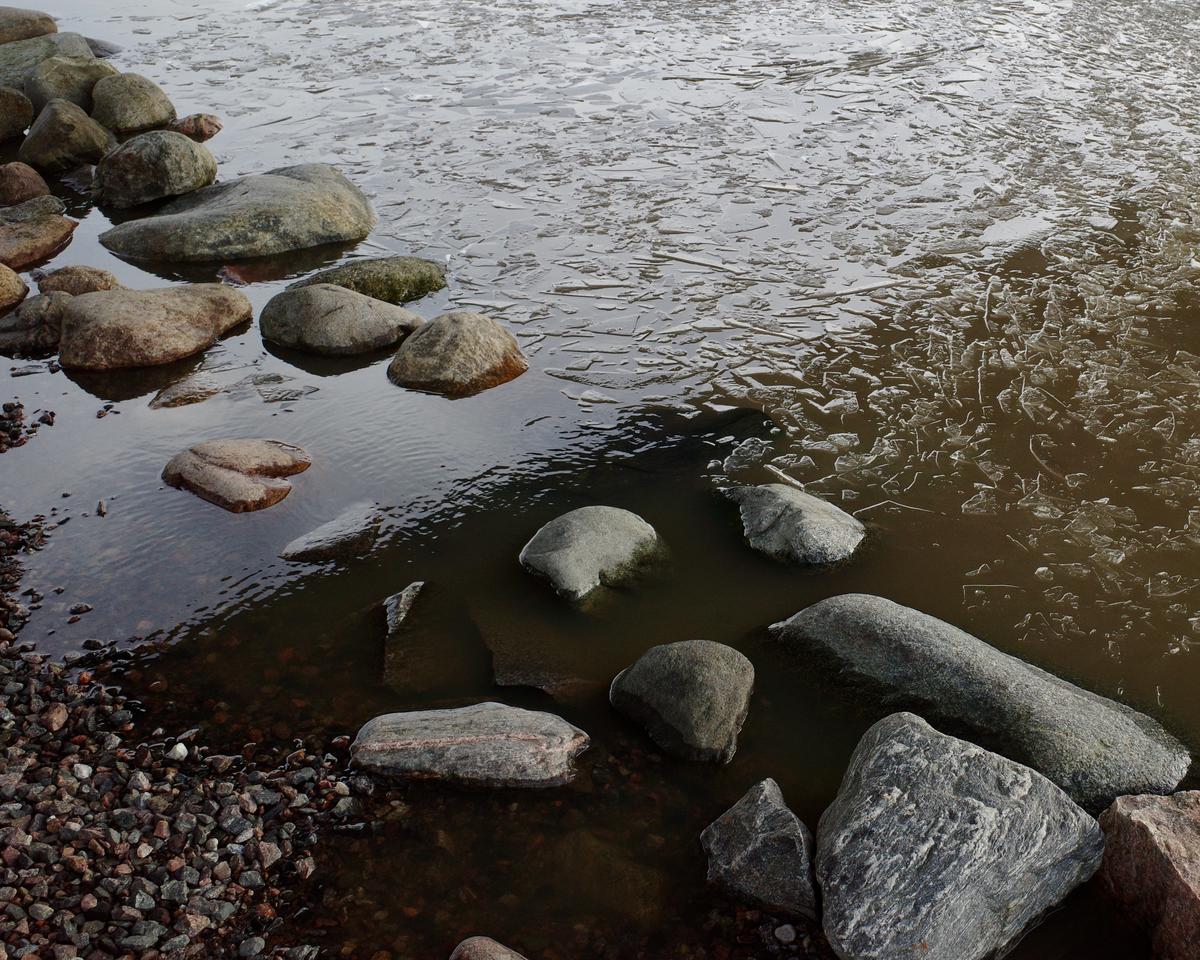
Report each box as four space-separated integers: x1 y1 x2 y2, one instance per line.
0 84 31 140
0 262 27 314
0 161 48 205
90 72 174 134
351 702 589 787
0 291 71 354
23 55 116 114
279 504 381 562
36 264 122 296
18 98 116 173
162 438 311 513
99 164 375 263
0 195 75 270
387 310 527 397
450 938 527 960
168 112 221 143
0 6 56 45
292 255 445 305
700 778 817 919
726 483 864 565
519 505 661 603
58 284 252 370
770 594 1190 811
260 284 422 355
609 639 754 764
93 130 216 208
817 712 1103 960
0 33 92 89
1098 792 1200 960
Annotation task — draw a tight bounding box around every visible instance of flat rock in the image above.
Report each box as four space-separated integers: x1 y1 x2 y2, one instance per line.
0 262 27 314
817 712 1103 960
0 161 48 205
0 32 91 89
770 594 1190 811
726 483 864 565
609 639 754 763
99 163 375 263
162 438 311 512
168 112 221 142
279 504 381 562
1098 791 1200 960
0 84 31 140
0 291 71 353
387 310 527 397
58 284 252 370
0 6 56 45
260 284 422 355
24 55 116 114
450 938 527 960
90 72 174 134
351 702 589 787
701 778 817 919
292 255 446 304
519 505 661 603
36 264 122 296
0 195 75 270
18 98 116 173
93 130 216 209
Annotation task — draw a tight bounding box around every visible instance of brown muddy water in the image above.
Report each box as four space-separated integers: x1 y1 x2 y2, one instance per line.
5 0 1200 956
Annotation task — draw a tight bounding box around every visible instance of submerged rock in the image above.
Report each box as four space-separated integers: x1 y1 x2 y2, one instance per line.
0 6 56 45
817 712 1103 960
292 255 446 305
94 130 217 208
90 72 174 134
260 284 422 356
770 594 1190 811
24 54 116 114
0 195 75 270
99 164 375 263
36 264 122 296
0 161 48 205
610 639 754 763
387 310 527 397
0 84 32 140
0 291 72 354
162 438 312 513
519 505 661 603
0 262 28 315
168 112 222 142
0 33 92 89
725 483 864 565
382 580 426 689
450 938 528 960
58 285 252 370
279 504 381 562
351 702 589 787
18 98 116 173
546 829 667 928
701 778 817 920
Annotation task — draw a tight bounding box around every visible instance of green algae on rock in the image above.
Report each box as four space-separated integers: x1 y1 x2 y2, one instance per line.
291 255 446 305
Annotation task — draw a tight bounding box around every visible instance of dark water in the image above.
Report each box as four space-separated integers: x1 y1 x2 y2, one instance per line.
8 0 1200 956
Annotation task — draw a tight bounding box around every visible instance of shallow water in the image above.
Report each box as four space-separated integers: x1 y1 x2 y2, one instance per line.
6 0 1200 956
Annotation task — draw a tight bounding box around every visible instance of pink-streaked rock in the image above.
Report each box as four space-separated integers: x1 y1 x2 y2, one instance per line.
450 938 528 960
168 112 222 142
162 438 311 513
1099 791 1200 960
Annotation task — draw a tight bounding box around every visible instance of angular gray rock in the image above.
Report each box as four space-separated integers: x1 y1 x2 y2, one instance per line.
770 594 1190 811
609 639 754 763
817 713 1104 960
279 504 381 562
519 505 661 603
450 938 528 960
18 98 116 173
0 195 75 270
351 702 589 787
292 255 446 304
99 164 375 263
58 285 252 370
700 778 817 919
0 291 70 354
0 32 92 89
23 54 116 114
387 310 527 397
90 72 174 134
260 284 422 355
0 84 32 140
162 438 312 513
0 6 56 44
93 130 216 208
726 483 865 565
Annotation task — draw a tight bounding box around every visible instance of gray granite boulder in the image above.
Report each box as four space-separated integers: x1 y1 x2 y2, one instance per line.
0 84 32 140
260 284 422 355
18 98 116 173
36 264 122 296
24 55 116 114
701 778 817 919
387 310 527 397
450 938 527 960
351 702 589 787
817 712 1103 960
162 438 311 513
726 483 864 565
0 33 92 89
0 195 75 270
279 504 381 562
770 594 1190 811
99 164 375 263
610 639 754 763
0 291 69 353
292 255 445 304
0 6 56 45
93 130 216 208
519 505 661 603
90 72 174 134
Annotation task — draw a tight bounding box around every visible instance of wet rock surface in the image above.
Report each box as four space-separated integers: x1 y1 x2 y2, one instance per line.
279 504 382 562
161 438 312 513
90 71 175 134
35 263 123 296
450 937 529 960
725 483 865 565
0 195 75 270
0 290 69 353
17 97 116 173
168 112 222 142
0 160 47 205
94 130 217 209
0 32 92 88
292 255 446 305
23 53 117 114
0 261 27 314
386 310 527 397
260 284 422 356
0 5 55 44
817 713 1104 960
0 83 31 140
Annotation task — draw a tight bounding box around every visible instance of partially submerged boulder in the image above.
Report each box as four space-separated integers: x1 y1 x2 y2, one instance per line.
0 291 73 354
0 161 48 205
0 6 57 45
450 938 527 960
23 54 116 114
0 84 32 140
36 264 122 296
279 504 381 562
18 98 116 173
817 713 1103 960
162 438 311 513
351 702 589 787
93 130 216 208
770 594 1190 811
260 284 422 356
0 262 27 315
58 285 252 370
90 72 174 134
0 195 75 270
0 33 92 89
382 580 426 689
292 255 446 305
725 483 864 565
387 310 527 397
168 112 221 143
609 639 754 764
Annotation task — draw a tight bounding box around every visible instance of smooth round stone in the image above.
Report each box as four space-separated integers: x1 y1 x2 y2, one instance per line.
387 310 527 397
90 72 175 134
93 130 217 208
260 283 422 356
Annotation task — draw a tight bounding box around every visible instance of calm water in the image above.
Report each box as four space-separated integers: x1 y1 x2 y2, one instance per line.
6 0 1200 956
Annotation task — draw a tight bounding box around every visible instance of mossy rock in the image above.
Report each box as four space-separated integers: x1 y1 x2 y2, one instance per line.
291 255 445 305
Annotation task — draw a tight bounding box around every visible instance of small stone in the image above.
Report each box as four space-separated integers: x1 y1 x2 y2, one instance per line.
238 937 266 958
774 925 797 944
90 72 175 134
165 743 187 761
725 482 865 565
70 762 91 779
40 702 67 731
167 112 222 142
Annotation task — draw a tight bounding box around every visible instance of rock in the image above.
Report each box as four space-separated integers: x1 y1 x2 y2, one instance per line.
387 310 527 397
725 483 864 565
700 778 817 919
0 84 32 140
0 33 92 89
1098 791 1200 960
0 262 27 314
162 438 312 512
58 284 252 370
148 372 221 409
770 594 1190 811
279 504 381 562
609 639 754 763
85 36 121 59
0 291 70 353
545 829 667 927
168 112 222 142
94 130 217 208
519 505 661 603
18 98 116 173
817 712 1103 960
23 55 117 114
450 938 528 960
292 255 446 305
351 702 589 787
0 161 48 205
260 284 422 356
0 195 75 270
99 163 375 263
90 72 175 134
0 6 56 44
35 264 122 296
382 581 426 687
